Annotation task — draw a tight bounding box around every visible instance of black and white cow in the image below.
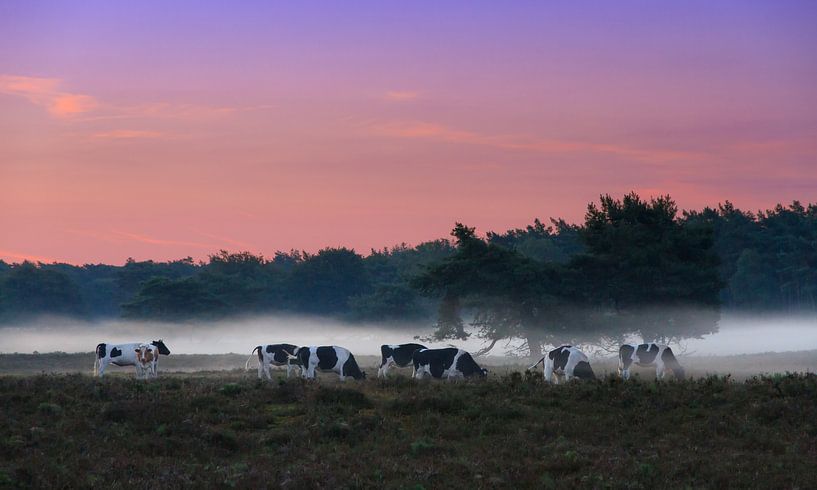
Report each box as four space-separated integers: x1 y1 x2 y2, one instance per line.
618 343 685 380
528 345 595 383
294 345 366 381
412 348 488 380
246 343 302 379
94 340 170 378
378 343 427 378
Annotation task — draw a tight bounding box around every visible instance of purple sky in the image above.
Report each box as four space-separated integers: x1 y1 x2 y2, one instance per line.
1 1 816 264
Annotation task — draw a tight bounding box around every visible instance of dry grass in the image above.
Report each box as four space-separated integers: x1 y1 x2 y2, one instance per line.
0 366 816 488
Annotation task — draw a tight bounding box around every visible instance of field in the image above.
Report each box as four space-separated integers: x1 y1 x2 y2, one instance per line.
1 352 816 488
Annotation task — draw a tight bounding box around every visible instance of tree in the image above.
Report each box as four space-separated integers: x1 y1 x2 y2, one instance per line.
287 248 372 314
0 262 85 319
571 193 722 342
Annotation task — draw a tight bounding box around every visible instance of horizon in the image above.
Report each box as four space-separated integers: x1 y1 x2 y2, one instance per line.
1 195 814 267
2 1 816 264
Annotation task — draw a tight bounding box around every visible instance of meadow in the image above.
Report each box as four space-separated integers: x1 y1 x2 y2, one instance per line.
1 353 816 488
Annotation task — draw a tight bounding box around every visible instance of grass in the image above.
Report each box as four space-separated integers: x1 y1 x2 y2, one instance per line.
0 370 816 488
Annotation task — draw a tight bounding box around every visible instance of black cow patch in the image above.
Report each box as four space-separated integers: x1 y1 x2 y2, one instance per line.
619 345 635 370
455 351 486 377
636 344 660 365
549 346 572 371
573 361 596 380
316 346 339 370
96 343 107 359
110 347 122 358
269 344 299 364
381 343 426 368
342 354 366 379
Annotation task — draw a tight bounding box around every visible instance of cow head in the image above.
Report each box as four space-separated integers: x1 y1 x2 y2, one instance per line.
479 367 489 377
151 339 171 356
134 345 156 367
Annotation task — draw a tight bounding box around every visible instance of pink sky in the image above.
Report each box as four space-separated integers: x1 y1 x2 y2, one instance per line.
1 2 816 264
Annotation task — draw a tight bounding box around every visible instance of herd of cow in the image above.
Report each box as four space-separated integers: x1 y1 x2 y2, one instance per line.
93 339 686 382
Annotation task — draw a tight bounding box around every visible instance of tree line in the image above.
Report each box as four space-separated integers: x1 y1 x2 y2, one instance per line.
1 194 815 352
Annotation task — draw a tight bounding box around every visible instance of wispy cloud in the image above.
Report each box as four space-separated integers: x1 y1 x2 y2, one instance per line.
91 130 165 139
0 75 98 117
384 91 420 101
110 231 216 250
372 121 706 163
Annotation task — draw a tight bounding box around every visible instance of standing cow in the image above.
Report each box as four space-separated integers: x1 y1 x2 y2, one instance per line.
246 343 302 379
94 340 170 378
134 343 159 380
295 346 366 381
378 343 427 378
528 345 595 383
618 343 685 380
412 348 487 380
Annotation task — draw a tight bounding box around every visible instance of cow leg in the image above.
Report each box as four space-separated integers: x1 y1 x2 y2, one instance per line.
286 362 293 379
543 362 553 384
656 363 666 380
622 368 630 380
264 364 273 380
97 359 107 378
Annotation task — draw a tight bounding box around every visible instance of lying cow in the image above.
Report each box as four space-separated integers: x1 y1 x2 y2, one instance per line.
378 343 427 378
528 345 595 383
294 345 366 381
412 348 487 380
618 343 685 380
94 339 170 378
246 343 302 379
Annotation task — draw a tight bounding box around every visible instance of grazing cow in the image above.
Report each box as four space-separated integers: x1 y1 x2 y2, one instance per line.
618 343 685 380
246 343 302 379
378 343 427 378
528 345 595 383
295 346 366 381
412 348 488 380
94 340 170 378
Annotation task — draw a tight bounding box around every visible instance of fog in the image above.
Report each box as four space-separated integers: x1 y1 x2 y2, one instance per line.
1 313 816 358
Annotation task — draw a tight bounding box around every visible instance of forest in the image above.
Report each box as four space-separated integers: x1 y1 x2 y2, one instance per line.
1 194 815 353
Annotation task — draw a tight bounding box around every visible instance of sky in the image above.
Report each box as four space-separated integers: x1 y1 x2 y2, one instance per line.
1 1 816 265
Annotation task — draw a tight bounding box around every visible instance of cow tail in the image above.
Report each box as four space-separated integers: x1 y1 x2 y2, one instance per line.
662 347 685 380
93 343 102 376
527 356 546 371
245 346 261 371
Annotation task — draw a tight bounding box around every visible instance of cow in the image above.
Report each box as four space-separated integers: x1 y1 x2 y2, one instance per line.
412 348 488 380
94 339 170 378
618 343 685 380
527 345 595 383
134 343 159 380
377 343 427 378
246 343 302 380
294 345 366 381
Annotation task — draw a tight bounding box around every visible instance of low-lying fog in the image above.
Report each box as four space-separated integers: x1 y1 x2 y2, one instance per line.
1 313 816 357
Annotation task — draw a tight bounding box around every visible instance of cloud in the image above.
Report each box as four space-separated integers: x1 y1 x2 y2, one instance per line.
372 121 706 163
0 249 57 264
91 130 165 139
0 75 98 117
384 91 419 101
110 231 215 250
